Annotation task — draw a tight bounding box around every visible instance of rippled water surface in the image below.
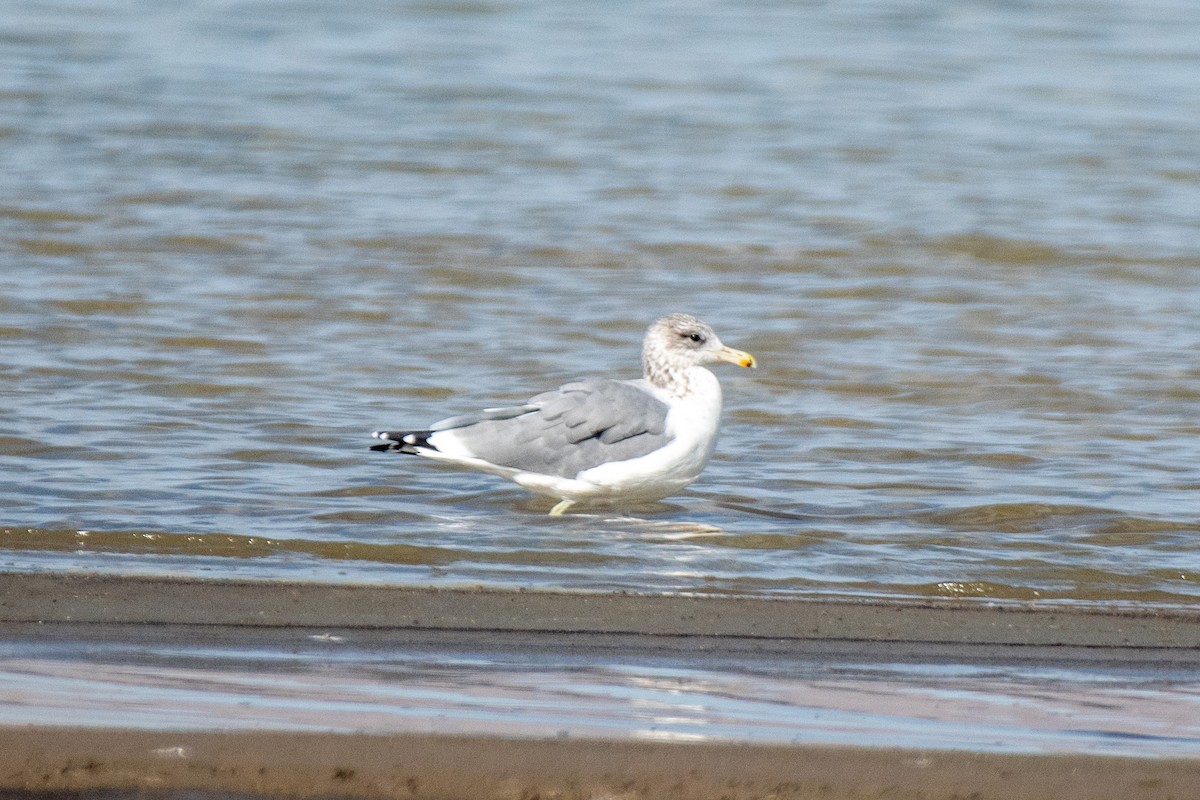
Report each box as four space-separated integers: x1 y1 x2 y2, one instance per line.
3 0 1199 607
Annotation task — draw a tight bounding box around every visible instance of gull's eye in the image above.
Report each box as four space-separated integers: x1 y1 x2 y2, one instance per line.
687 332 704 343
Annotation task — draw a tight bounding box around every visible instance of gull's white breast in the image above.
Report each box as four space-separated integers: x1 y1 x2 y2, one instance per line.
571 367 724 502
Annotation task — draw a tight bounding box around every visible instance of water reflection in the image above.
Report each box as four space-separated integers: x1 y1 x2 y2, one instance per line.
2 632 1198 757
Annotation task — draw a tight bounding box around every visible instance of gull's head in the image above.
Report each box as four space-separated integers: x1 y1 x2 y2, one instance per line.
643 313 756 391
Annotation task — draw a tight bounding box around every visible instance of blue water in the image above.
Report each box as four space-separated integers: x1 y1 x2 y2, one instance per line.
2 0 1199 607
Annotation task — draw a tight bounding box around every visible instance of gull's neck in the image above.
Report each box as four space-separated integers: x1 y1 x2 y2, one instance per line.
643 349 699 399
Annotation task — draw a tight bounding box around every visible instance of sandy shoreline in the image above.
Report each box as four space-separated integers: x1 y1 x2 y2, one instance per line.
3 572 1199 645
1 572 1198 799
3 727 1200 800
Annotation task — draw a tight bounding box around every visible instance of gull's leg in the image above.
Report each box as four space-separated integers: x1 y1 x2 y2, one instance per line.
548 499 574 516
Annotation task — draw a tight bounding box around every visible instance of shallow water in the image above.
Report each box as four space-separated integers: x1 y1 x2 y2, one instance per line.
3 0 1200 608
4 627 1199 757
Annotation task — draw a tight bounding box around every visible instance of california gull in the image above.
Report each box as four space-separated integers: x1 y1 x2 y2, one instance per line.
371 313 756 515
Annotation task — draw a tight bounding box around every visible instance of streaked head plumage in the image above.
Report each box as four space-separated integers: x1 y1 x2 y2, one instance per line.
642 313 756 393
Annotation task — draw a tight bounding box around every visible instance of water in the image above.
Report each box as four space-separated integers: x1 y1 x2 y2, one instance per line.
6 626 1200 757
3 0 1200 607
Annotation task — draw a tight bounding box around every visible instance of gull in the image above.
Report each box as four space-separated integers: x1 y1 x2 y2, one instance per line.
371 313 756 515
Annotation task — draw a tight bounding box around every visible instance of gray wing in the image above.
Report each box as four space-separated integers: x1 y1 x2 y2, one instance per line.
433 379 672 478
430 404 539 431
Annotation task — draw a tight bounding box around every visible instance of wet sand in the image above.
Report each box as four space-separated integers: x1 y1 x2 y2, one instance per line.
2 573 1199 799
3 726 1200 800
4 572 1199 645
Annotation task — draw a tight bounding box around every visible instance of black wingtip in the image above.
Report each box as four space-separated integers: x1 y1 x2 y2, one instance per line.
369 430 436 454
